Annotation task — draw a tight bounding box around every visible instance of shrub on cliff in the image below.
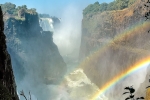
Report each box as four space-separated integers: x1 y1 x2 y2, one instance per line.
0 2 16 15
83 0 136 16
0 2 37 17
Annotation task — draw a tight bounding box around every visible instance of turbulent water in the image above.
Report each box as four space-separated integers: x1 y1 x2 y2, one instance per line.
38 18 109 100
44 63 109 100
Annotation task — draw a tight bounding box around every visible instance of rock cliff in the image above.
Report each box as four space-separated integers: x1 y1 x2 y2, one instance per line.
5 12 67 83
146 88 150 100
4 12 67 99
79 0 150 99
0 6 19 100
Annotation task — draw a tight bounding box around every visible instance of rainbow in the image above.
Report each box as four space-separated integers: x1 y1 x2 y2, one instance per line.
80 20 150 70
59 19 150 99
91 56 150 100
88 20 150 100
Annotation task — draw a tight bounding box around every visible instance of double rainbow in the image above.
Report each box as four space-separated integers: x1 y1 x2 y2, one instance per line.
89 21 150 99
58 19 150 100
70 20 150 99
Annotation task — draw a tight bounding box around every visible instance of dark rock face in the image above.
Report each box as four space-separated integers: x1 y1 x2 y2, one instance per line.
5 12 67 84
79 0 150 99
4 12 67 99
0 6 19 100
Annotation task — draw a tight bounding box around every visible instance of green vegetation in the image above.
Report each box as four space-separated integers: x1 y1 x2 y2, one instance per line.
0 2 37 18
83 0 136 16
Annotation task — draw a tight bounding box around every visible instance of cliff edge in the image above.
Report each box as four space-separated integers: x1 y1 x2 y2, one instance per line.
79 0 150 99
0 6 19 100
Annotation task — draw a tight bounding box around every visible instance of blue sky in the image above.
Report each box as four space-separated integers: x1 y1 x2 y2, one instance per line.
0 0 114 17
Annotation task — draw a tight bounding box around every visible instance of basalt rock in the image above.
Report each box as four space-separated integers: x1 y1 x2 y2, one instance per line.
5 12 67 84
0 6 19 100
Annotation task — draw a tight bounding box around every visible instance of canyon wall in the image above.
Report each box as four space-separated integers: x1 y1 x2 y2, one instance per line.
79 0 150 99
4 12 67 99
0 6 19 100
5 12 67 83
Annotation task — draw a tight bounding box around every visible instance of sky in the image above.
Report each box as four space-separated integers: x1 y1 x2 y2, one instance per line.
0 0 114 17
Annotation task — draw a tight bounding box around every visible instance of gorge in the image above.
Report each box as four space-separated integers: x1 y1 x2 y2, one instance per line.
0 0 150 100
79 0 150 99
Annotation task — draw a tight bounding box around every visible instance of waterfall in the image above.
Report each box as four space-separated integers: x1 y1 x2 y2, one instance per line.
39 18 54 32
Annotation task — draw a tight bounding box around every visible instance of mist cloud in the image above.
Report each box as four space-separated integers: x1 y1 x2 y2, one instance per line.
53 3 83 59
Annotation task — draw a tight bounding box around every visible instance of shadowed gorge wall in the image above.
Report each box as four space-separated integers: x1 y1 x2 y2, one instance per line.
4 11 67 100
79 0 150 99
0 6 19 100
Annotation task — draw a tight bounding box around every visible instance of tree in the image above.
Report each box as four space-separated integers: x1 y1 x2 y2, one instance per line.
1 2 16 14
83 0 137 16
123 86 144 100
99 3 108 12
107 2 116 10
115 0 129 10
21 5 27 10
83 1 101 15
